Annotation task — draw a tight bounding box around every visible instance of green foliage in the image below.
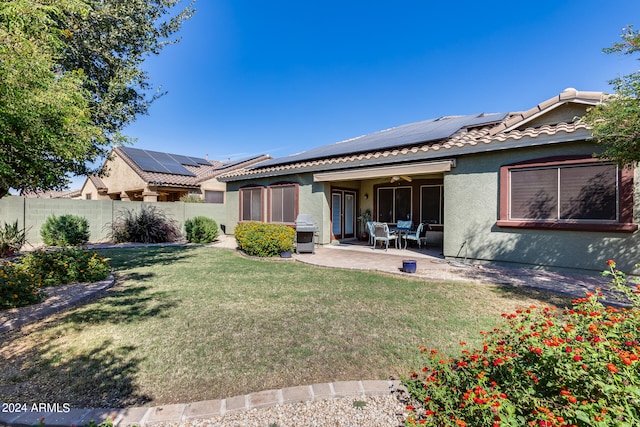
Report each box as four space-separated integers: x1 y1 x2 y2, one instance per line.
402 260 640 427
185 216 219 243
584 25 640 168
109 205 182 244
0 248 110 309
40 214 90 246
19 248 111 287
0 0 194 198
0 261 43 308
234 222 295 257
0 220 27 257
0 0 103 198
180 193 204 203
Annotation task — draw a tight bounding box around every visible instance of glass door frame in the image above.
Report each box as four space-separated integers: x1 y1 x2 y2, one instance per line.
330 188 357 240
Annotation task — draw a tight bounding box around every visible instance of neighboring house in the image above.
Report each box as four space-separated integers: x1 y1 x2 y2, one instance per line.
22 189 82 199
219 88 640 273
81 146 270 202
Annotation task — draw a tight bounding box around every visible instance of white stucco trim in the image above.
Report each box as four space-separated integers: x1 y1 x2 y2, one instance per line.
312 159 456 182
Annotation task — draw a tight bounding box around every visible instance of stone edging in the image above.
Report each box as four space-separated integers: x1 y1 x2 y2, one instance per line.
0 380 401 427
0 275 116 335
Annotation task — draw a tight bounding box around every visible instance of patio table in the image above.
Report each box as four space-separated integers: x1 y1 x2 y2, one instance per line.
389 226 413 249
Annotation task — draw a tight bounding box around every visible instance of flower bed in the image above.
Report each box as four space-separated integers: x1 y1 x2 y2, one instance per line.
1 248 111 309
402 260 640 427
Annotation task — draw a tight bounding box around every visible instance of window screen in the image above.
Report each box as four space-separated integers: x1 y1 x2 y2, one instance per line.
204 190 224 204
510 164 617 221
241 187 262 221
421 185 443 224
270 185 296 223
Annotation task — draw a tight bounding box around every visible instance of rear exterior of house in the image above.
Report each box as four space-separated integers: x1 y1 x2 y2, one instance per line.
219 89 640 274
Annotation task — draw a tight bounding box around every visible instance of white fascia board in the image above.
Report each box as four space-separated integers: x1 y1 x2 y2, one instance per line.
313 159 455 182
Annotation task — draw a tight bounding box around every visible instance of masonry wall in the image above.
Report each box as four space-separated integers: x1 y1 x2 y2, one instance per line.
0 197 229 245
444 141 640 274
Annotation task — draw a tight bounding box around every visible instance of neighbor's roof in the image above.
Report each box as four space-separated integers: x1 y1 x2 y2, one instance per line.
114 147 270 187
219 89 605 181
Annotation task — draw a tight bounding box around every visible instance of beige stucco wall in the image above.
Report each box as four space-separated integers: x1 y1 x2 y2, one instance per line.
444 140 640 274
97 153 146 197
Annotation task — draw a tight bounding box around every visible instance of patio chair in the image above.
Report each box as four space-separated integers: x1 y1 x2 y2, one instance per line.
366 221 376 245
396 220 413 230
372 222 399 251
402 222 427 249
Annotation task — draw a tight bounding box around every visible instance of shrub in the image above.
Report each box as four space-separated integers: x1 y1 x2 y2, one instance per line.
234 222 295 257
18 248 111 287
40 214 90 246
180 193 204 203
0 248 110 308
0 261 44 308
109 205 182 243
0 220 27 257
185 216 219 243
402 260 640 427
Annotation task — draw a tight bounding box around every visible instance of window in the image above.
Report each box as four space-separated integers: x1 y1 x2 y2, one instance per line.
240 187 263 221
377 187 411 223
204 190 224 204
269 184 298 223
498 157 637 232
85 194 92 200
421 185 444 224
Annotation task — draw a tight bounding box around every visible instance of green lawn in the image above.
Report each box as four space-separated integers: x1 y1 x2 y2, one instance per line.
0 246 573 408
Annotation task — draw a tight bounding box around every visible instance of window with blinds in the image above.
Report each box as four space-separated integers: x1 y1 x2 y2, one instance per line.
509 164 617 221
204 190 224 204
240 187 263 221
269 184 297 223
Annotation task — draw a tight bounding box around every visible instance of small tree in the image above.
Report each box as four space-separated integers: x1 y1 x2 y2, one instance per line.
584 25 640 168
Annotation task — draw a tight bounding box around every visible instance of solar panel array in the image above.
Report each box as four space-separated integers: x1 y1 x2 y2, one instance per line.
214 155 263 171
120 147 211 177
254 112 507 169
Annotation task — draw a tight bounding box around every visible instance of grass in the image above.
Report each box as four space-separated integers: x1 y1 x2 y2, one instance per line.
0 246 573 408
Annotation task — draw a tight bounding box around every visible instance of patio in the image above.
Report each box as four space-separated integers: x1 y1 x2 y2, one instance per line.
214 235 611 300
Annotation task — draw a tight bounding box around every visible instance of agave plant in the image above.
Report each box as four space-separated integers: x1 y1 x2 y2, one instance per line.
0 220 27 257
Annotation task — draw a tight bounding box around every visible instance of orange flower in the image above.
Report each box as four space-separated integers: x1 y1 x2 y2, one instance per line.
606 363 618 373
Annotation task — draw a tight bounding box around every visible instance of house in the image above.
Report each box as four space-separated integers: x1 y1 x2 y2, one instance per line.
218 88 640 274
81 146 270 202
22 189 82 199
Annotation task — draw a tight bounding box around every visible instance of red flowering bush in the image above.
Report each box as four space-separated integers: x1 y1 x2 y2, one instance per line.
402 260 640 427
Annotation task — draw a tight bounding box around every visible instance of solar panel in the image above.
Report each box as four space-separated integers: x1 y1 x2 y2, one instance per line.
168 154 199 166
215 155 264 170
255 112 507 169
120 147 197 176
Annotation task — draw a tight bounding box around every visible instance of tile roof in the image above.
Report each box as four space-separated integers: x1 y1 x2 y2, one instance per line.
114 147 218 187
88 175 107 191
112 148 271 187
219 89 603 181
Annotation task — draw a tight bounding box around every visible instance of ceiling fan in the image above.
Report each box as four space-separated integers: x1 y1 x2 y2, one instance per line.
390 175 412 183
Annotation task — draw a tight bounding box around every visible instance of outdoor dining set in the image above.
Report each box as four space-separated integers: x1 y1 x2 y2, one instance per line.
366 220 428 251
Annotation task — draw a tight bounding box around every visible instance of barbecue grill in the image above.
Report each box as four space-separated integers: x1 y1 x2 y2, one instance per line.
295 214 317 254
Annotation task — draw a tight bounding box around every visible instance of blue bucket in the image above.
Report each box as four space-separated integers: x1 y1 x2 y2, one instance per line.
403 259 417 274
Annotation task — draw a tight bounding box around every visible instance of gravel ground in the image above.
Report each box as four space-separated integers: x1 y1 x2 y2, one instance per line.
150 395 406 427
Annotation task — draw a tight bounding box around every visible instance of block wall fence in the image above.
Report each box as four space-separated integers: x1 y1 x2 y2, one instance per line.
0 197 229 245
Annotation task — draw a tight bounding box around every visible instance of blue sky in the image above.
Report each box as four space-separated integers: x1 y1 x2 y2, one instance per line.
84 0 640 184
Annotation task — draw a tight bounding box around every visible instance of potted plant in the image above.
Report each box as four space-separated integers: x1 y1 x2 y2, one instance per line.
358 209 372 241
